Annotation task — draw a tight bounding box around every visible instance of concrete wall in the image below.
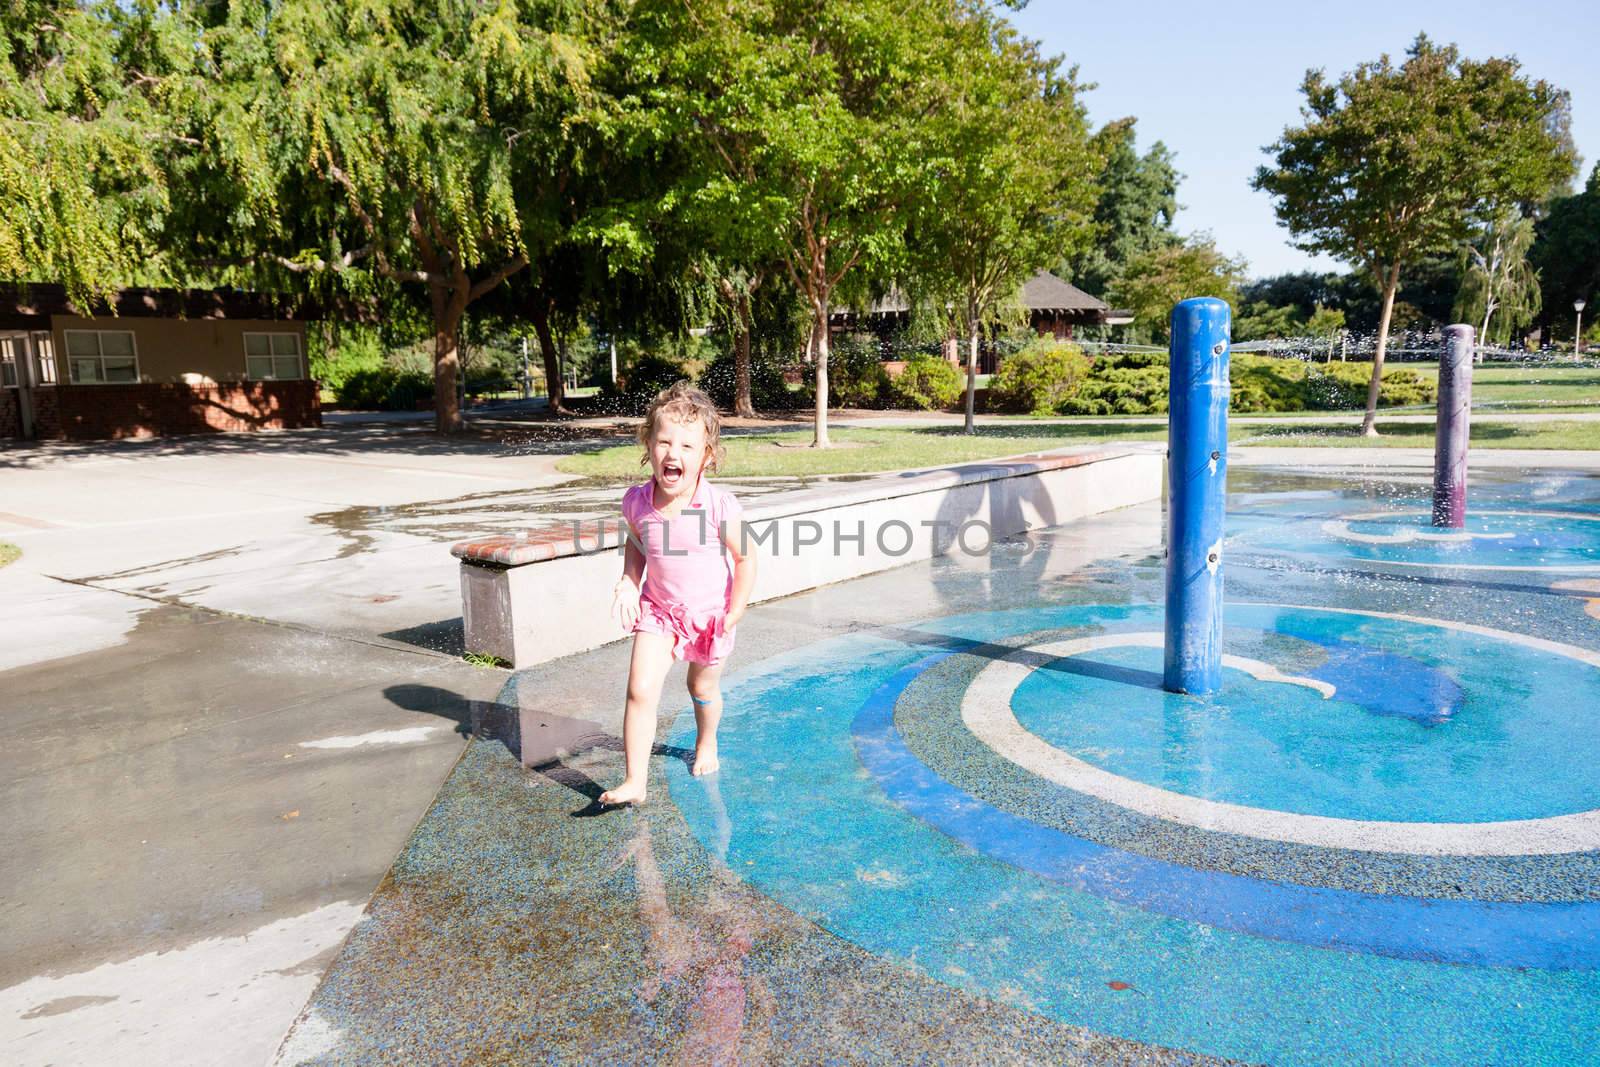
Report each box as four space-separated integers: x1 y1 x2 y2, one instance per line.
455 448 1164 667
50 316 308 385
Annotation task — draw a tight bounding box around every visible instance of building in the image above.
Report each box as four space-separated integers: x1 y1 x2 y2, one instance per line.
829 269 1133 373
1 285 319 441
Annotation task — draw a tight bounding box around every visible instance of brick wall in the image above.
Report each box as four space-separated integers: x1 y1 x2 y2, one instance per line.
39 381 321 440
0 389 17 439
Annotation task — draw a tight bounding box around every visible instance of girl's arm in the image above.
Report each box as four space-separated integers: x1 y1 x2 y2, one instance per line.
613 521 646 630
721 518 757 628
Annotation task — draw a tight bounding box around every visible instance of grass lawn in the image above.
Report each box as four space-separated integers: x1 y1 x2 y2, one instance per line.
0 542 19 568
1233 419 1600 450
560 417 1600 479
556 423 1167 478
1390 361 1600 412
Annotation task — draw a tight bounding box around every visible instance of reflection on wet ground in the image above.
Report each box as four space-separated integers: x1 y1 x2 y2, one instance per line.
279 465 1600 1065
309 473 884 553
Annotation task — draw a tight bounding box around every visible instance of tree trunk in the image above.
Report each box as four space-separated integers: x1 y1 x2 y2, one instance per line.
1361 262 1403 437
812 296 831 448
529 296 569 415
964 298 979 435
734 288 755 419
430 279 469 434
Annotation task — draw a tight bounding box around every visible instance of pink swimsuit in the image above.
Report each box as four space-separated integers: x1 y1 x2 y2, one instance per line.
621 476 744 665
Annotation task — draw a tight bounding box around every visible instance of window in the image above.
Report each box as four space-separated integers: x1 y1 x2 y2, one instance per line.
243 332 303 380
65 330 139 383
32 331 56 384
0 337 15 388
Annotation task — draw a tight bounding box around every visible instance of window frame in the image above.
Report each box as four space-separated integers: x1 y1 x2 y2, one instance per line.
241 331 305 382
63 329 141 385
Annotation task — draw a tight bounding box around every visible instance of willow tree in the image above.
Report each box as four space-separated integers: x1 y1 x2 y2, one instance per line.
1253 35 1575 435
1455 209 1541 349
906 8 1098 433
172 0 605 431
0 1 181 304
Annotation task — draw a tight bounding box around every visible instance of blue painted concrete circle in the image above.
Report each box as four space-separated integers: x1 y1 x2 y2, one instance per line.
1009 605 1600 823
665 604 1600 1066
1235 507 1600 571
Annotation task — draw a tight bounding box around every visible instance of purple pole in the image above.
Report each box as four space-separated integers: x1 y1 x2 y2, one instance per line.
1431 324 1474 528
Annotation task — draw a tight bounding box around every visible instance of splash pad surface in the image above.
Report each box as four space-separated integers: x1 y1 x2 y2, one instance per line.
283 466 1600 1066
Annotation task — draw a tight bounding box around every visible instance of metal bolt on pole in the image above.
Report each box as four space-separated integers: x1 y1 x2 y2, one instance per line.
1163 297 1231 697
1432 324 1474 528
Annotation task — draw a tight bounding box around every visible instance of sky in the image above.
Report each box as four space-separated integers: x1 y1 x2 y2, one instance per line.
1008 0 1599 280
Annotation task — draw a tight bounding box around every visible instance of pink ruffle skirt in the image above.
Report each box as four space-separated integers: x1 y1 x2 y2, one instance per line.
634 596 736 666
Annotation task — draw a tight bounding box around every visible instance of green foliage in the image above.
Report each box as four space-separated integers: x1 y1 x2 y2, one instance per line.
1251 34 1571 428
902 7 1098 423
607 354 693 415
1234 302 1307 341
307 325 386 393
993 349 1435 417
1230 355 1434 413
333 367 434 411
1060 352 1169 416
989 339 1092 414
1108 236 1247 343
890 355 963 411
1062 119 1181 298
1455 209 1541 344
0 2 183 304
699 351 803 411
1253 35 1577 281
1306 304 1347 337
1532 164 1600 341
827 338 893 409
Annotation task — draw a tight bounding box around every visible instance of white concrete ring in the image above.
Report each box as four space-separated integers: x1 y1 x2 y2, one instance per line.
960 606 1600 856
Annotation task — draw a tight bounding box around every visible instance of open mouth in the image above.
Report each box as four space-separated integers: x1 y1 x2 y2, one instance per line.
661 461 684 484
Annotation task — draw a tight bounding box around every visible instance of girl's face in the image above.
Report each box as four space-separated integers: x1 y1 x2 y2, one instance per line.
648 414 709 501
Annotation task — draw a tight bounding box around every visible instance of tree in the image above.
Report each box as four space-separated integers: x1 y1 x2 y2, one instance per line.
1107 235 1246 343
171 0 606 432
1253 34 1577 435
905 7 1097 433
657 0 953 447
1532 164 1600 342
0 2 183 304
1060 118 1179 298
1454 208 1540 349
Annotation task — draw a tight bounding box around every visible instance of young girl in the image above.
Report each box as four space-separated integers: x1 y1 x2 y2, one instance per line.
599 382 756 807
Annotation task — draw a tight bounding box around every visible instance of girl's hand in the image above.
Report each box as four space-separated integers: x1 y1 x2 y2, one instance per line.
613 577 641 631
723 605 745 631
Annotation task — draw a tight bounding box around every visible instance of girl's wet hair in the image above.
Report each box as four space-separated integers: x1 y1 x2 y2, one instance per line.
638 380 725 473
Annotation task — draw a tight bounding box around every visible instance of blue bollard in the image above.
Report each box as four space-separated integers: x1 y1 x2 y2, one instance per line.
1164 297 1231 696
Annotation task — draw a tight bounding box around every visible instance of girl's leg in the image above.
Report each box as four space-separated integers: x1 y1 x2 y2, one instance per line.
600 631 674 806
686 660 725 777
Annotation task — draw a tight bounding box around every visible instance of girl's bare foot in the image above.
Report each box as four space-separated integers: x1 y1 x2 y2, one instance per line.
692 741 720 777
599 779 647 807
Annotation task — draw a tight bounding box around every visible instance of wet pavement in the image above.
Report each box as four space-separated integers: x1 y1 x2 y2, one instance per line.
276 464 1600 1066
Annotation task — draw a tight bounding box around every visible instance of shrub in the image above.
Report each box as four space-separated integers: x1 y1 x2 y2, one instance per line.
989 339 1092 414
891 354 964 410
1057 351 1166 415
699 351 803 411
827 337 892 408
333 367 434 410
600 354 693 414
